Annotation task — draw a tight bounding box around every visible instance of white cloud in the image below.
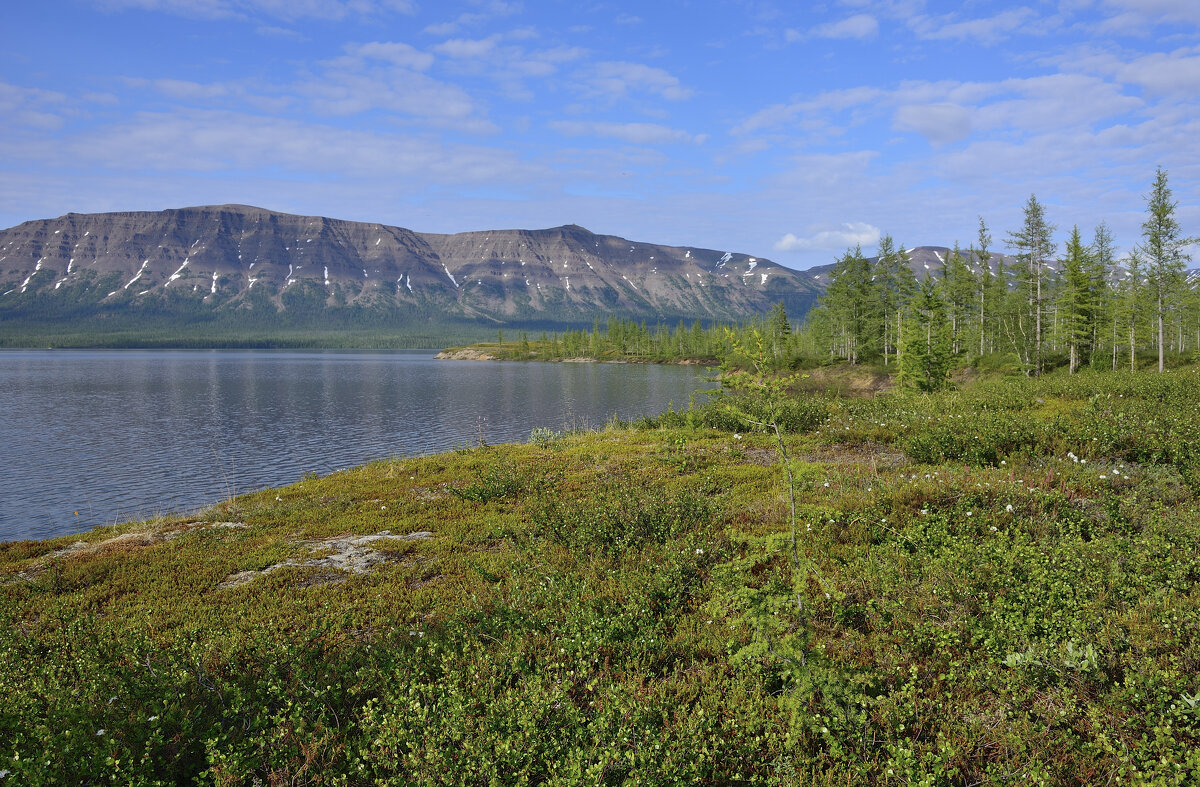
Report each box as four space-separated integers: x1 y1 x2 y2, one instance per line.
39 110 532 183
93 0 414 20
301 69 495 132
0 81 69 130
976 74 1141 133
549 121 700 145
584 62 692 102
907 7 1039 44
1102 0 1200 27
304 43 495 132
774 222 882 252
738 71 1142 147
349 42 434 71
813 14 879 40
147 78 232 101
893 103 972 145
1116 50 1200 94
732 86 884 135
433 36 502 59
421 2 522 35
255 24 307 39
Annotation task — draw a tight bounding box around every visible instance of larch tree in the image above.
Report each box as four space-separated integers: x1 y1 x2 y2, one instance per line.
973 217 998 357
872 234 916 366
822 245 875 364
1137 167 1194 373
1089 222 1118 369
1122 250 1144 371
942 242 976 357
1006 194 1057 376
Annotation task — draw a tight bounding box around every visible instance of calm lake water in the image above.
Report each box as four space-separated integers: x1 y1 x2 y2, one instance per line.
0 350 715 542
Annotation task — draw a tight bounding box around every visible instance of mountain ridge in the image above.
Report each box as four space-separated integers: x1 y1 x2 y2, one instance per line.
0 205 822 334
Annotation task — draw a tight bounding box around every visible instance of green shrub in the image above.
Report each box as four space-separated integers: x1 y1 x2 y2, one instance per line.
447 460 531 503
531 476 715 555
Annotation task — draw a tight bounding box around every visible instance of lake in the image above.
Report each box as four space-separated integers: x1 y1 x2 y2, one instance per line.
0 350 716 542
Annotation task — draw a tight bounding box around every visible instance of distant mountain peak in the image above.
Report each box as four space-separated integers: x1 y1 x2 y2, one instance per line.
0 205 822 331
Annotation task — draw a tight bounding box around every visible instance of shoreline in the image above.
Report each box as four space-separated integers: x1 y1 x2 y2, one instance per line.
434 345 716 365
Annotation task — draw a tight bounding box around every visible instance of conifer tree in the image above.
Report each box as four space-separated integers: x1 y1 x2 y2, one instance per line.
821 245 874 364
901 275 952 392
942 242 976 356
1059 226 1093 374
1006 194 1057 375
1122 250 1144 371
893 244 917 366
1088 222 1117 369
872 234 915 365
1137 167 1193 372
973 217 999 357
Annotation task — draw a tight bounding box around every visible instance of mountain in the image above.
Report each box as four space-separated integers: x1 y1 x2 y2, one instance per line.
0 205 822 342
803 245 1020 287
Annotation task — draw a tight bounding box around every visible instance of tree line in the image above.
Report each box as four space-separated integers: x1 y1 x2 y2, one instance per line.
798 167 1196 388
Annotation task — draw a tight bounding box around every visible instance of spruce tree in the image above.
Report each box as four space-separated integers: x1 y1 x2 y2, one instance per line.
901 275 953 392
1059 226 1093 374
767 302 791 363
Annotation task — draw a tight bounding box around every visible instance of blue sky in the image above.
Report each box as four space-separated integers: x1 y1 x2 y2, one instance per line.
2 0 1198 270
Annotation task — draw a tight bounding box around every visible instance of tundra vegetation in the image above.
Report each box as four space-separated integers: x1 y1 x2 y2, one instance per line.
2 170 1198 783
2 358 1199 784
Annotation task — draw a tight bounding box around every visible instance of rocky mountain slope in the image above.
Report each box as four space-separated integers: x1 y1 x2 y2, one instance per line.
0 205 822 329
803 245 1020 286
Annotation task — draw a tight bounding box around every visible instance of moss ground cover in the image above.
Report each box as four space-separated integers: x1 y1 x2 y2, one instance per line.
2 369 1199 784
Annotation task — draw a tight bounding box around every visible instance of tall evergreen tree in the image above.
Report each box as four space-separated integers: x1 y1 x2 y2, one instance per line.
1137 167 1193 372
821 245 874 364
1089 222 1117 369
942 242 976 356
901 275 953 392
973 217 999 357
767 301 791 362
1122 250 1144 371
1006 194 1057 375
872 234 916 366
1059 226 1093 374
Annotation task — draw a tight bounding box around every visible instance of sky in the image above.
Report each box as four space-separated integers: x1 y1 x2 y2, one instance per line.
2 0 1198 271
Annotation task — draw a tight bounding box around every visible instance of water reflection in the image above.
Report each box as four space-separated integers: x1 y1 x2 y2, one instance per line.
0 350 715 541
